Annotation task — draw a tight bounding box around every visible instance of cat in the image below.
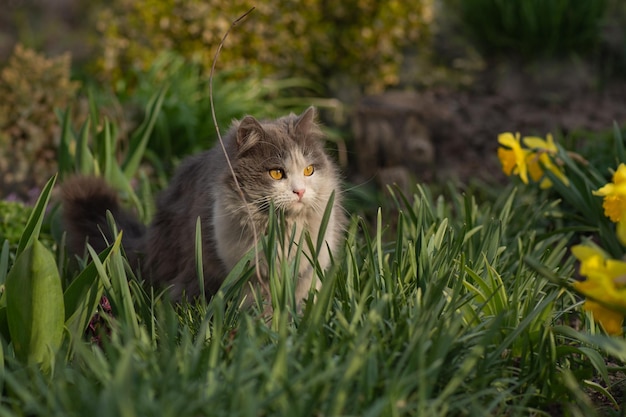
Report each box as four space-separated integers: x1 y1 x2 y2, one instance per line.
61 107 346 306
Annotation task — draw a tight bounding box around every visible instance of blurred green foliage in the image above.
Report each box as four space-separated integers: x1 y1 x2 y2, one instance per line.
57 88 166 223
0 175 129 373
450 0 607 58
0 201 32 253
0 44 81 199
95 0 432 94
124 51 330 167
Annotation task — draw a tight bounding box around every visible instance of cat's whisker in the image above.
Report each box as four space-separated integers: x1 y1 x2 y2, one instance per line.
254 140 284 155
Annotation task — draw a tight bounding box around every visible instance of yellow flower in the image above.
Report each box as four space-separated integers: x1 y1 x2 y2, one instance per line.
498 133 529 184
498 132 570 189
571 245 626 335
581 301 625 336
523 134 569 189
593 164 626 223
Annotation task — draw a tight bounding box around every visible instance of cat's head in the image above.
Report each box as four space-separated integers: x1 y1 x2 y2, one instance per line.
227 107 338 217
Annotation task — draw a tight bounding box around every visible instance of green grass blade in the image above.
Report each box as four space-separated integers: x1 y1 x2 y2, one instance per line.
87 87 100 141
77 118 95 175
376 208 384 279
101 119 114 180
195 216 206 307
0 307 8 343
57 108 73 180
63 247 112 337
0 240 9 288
554 325 626 361
582 379 619 409
315 190 335 254
123 86 167 179
613 121 625 166
16 174 57 257
105 232 140 336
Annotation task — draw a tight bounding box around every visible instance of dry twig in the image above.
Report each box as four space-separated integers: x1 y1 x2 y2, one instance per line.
208 8 265 288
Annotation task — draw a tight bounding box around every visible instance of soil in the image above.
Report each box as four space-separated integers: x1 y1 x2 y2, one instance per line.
351 59 626 189
436 61 626 184
423 62 626 185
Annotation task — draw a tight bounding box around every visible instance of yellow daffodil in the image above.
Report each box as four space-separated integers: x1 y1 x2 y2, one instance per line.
523 134 570 189
593 163 626 223
577 300 624 336
498 132 529 184
497 132 569 189
571 245 626 335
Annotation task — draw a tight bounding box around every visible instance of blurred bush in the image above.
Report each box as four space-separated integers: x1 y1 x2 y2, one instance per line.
0 44 81 200
124 51 332 168
0 201 32 252
95 0 432 95
449 0 607 58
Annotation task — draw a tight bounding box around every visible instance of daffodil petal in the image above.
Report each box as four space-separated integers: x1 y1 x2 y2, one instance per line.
613 164 626 184
523 137 553 151
584 300 624 335
498 132 519 147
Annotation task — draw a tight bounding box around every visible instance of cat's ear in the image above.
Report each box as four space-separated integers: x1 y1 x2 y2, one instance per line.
236 116 265 153
294 106 317 137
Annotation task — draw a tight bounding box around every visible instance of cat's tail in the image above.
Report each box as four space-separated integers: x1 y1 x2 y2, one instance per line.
60 176 146 266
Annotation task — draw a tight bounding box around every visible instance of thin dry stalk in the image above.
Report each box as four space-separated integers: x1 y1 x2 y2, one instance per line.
208 8 266 290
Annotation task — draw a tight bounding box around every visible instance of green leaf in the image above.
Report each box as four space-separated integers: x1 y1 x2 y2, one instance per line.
0 307 8 343
16 175 57 257
195 217 206 306
554 325 626 361
6 240 65 367
613 121 625 166
0 240 9 289
106 163 145 220
0 241 8 336
577 346 610 384
64 247 112 337
316 190 335 255
216 249 255 304
123 86 167 179
101 118 114 180
89 232 139 336
87 87 100 142
57 108 73 180
76 118 95 175
582 379 619 409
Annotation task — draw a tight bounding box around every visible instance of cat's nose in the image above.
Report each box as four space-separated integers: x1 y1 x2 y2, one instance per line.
293 188 306 200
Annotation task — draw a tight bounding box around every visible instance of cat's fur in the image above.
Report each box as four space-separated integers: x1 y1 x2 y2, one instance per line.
61 107 345 304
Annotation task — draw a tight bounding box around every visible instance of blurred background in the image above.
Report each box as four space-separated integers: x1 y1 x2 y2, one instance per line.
1 0 625 202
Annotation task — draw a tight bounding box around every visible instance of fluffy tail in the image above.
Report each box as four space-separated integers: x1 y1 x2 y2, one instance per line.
60 176 146 265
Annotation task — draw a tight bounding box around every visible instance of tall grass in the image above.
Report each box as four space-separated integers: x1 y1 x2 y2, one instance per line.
0 179 609 416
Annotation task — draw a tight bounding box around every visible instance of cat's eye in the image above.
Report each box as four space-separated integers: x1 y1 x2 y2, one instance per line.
303 165 315 176
269 169 284 180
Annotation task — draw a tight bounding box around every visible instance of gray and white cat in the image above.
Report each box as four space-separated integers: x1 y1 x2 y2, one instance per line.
61 107 345 305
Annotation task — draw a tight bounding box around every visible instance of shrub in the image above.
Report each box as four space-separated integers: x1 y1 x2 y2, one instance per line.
95 0 433 94
449 0 607 58
124 51 325 167
0 201 32 254
0 44 80 199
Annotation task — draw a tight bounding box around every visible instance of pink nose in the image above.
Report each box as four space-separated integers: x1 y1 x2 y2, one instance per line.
293 188 305 200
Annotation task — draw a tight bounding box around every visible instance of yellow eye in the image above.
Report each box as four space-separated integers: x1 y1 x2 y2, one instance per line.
269 169 284 180
303 165 314 176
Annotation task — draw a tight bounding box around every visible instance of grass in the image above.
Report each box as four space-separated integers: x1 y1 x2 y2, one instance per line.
0 97 623 415
0 178 617 416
